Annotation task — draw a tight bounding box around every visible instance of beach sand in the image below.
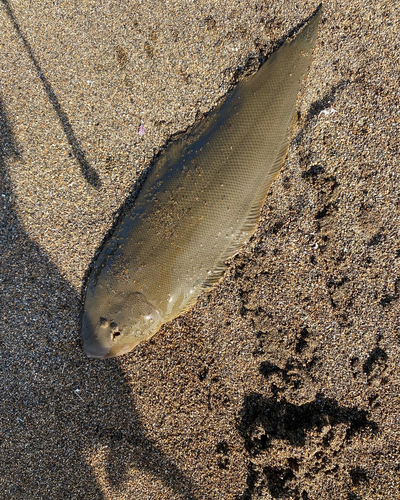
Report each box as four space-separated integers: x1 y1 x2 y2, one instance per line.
1 1 399 498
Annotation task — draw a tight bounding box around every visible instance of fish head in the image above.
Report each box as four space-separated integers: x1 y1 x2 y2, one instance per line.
82 288 163 358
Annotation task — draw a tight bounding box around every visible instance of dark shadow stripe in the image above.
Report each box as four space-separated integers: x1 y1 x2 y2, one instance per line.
1 0 101 188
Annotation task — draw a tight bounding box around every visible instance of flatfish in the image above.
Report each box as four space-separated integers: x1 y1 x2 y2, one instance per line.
82 9 322 357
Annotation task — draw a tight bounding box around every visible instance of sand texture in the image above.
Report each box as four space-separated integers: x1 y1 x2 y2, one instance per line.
1 1 399 498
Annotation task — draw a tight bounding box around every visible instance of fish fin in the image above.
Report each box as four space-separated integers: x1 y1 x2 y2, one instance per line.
173 7 320 297
199 128 293 291
197 7 322 291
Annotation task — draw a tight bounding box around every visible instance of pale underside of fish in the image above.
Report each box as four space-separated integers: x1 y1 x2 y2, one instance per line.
82 8 322 358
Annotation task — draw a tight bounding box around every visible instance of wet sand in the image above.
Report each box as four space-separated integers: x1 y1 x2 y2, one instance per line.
1 1 399 498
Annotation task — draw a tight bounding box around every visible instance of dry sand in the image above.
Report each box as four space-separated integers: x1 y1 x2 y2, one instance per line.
1 1 399 498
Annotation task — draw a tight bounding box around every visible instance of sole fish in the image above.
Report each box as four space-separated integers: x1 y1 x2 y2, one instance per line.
82 8 322 358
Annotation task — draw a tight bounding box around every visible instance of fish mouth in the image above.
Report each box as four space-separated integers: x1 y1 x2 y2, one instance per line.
82 311 138 358
84 339 134 359
82 312 111 358
84 347 110 359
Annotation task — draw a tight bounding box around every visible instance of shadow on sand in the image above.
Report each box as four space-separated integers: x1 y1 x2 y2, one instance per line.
1 0 101 188
0 96 199 498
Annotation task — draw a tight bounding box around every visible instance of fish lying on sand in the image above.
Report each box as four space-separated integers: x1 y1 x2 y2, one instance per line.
82 8 322 358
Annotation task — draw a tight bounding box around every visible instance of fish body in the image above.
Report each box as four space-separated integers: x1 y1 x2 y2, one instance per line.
82 10 321 358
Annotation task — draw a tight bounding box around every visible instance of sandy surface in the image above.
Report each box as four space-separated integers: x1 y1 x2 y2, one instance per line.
1 1 399 498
